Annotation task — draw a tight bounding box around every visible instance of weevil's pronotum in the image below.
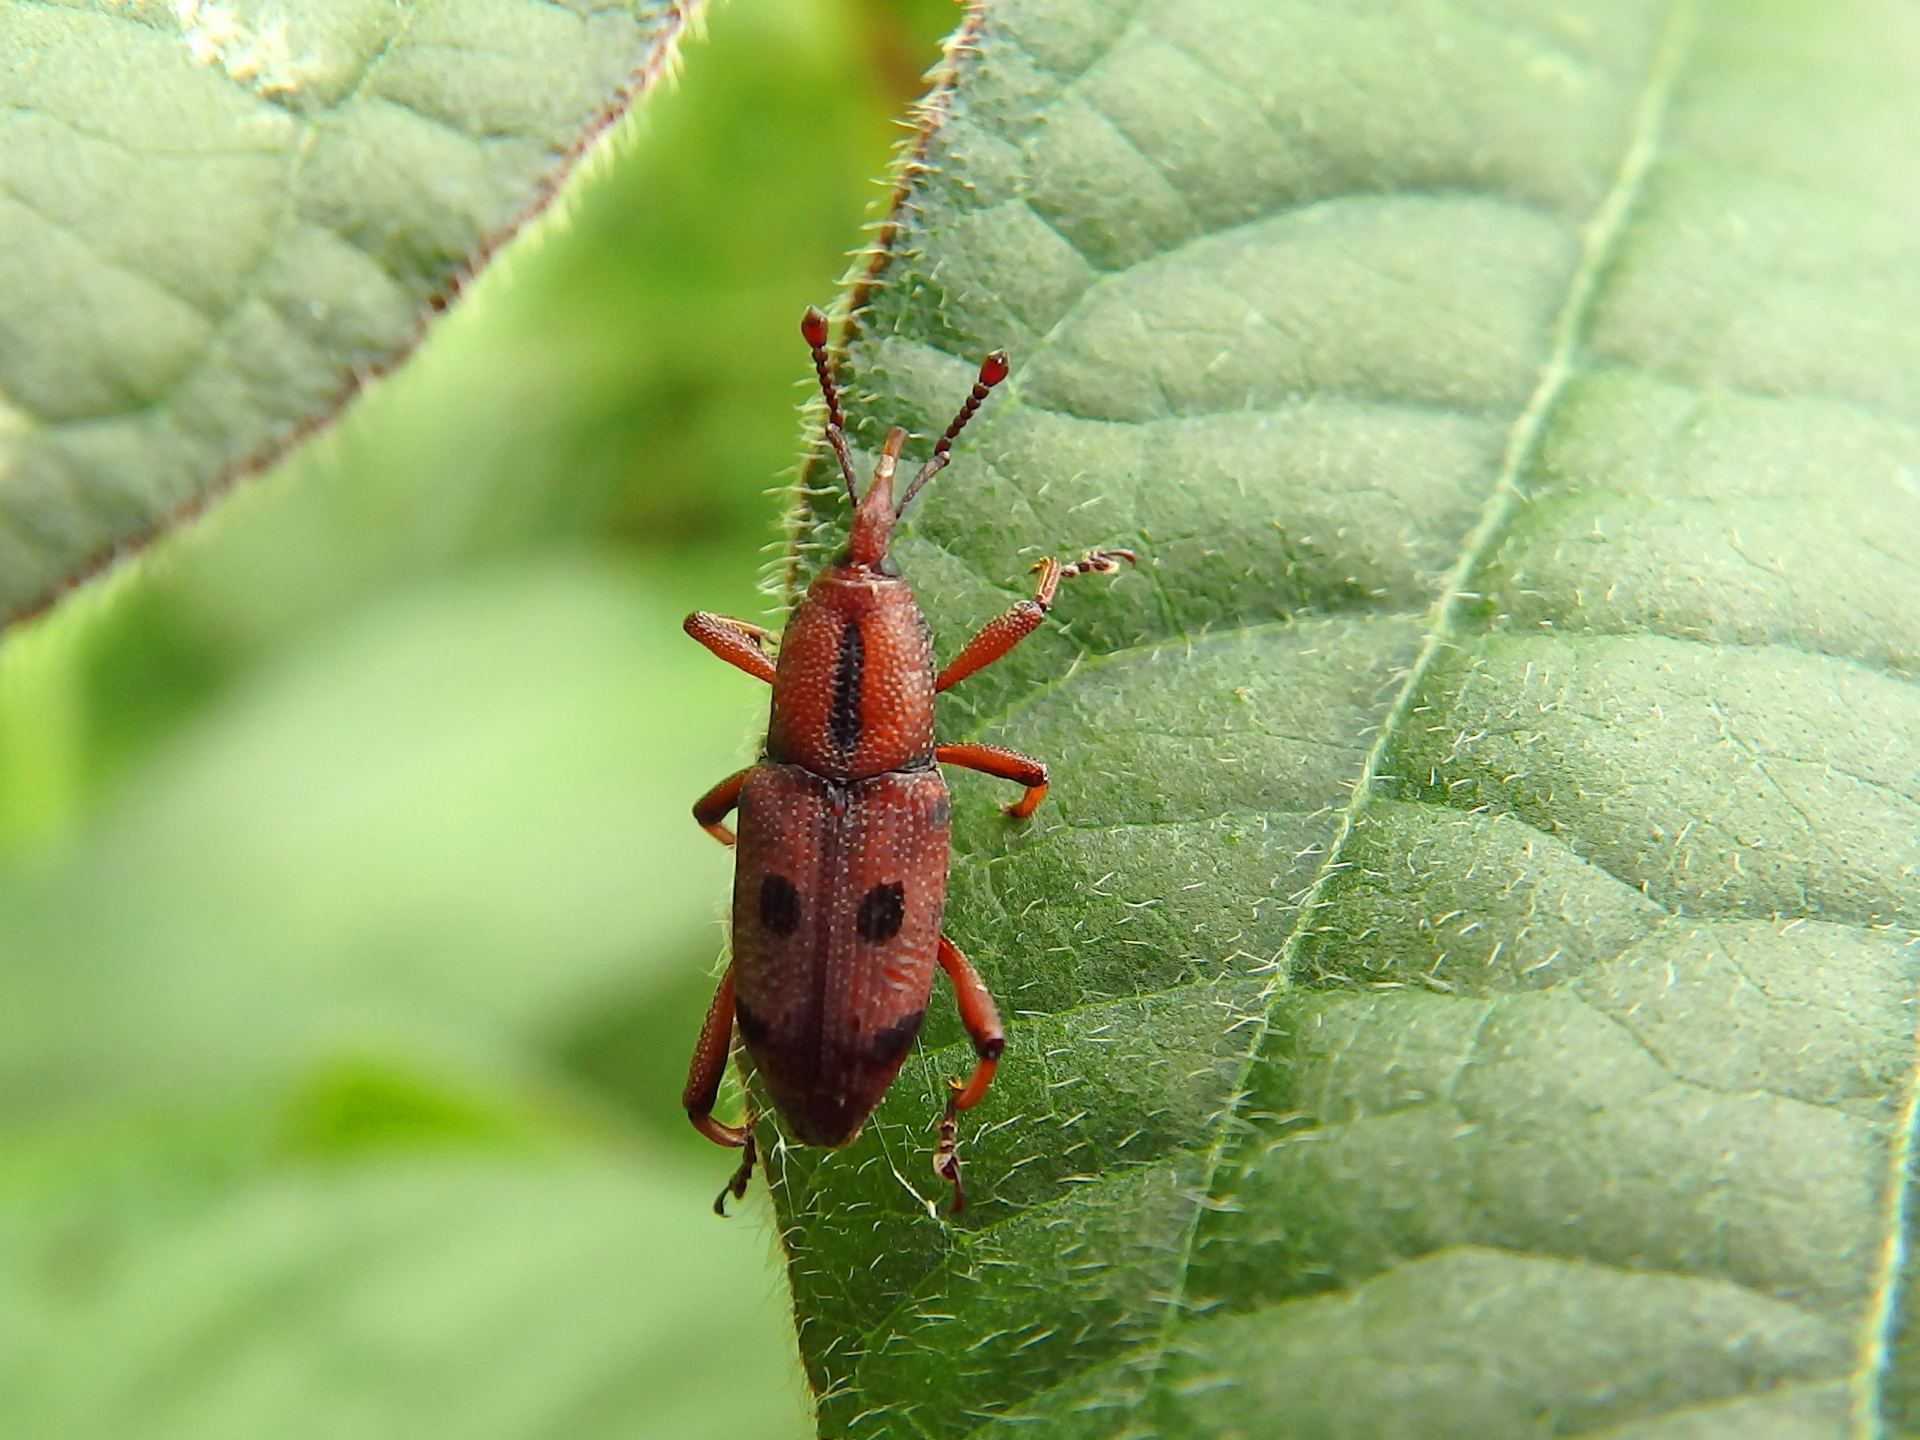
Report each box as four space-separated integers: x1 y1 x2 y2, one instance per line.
680 307 1133 1214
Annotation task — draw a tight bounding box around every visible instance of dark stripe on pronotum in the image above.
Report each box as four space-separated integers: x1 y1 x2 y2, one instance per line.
829 618 864 756
759 874 803 935
856 882 905 943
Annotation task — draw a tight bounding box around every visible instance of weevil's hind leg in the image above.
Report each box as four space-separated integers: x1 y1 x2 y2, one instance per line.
931 934 1006 1214
693 767 752 847
684 612 777 684
684 967 758 1214
935 549 1137 693
936 742 1049 819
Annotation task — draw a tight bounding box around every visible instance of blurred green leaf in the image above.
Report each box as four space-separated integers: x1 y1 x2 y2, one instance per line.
21 0 959 819
8 1155 809 1440
765 1 1920 1435
0 0 693 623
0 562 759 1122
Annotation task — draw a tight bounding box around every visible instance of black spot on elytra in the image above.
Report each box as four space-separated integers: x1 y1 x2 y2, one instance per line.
868 1009 924 1065
929 798 950 827
759 874 802 935
734 997 771 1046
855 882 905 943
829 620 864 756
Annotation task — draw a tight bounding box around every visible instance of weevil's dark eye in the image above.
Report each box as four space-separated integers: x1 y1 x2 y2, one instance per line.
759 874 803 935
856 882 905 942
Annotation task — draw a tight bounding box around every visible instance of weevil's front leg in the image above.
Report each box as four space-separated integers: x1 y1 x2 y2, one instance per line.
683 967 759 1215
684 612 778 684
931 934 1006 1214
935 743 1049 819
934 549 1137 692
693 767 752 847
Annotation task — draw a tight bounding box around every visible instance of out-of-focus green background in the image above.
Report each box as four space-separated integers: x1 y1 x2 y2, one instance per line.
0 0 955 1432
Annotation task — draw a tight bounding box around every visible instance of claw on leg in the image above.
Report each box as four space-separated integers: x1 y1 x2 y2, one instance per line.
714 1124 759 1217
933 1079 968 1214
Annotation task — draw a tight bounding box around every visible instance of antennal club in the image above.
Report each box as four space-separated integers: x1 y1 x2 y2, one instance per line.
802 306 860 503
896 348 1010 515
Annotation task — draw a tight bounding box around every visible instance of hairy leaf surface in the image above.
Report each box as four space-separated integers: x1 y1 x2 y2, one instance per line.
766 2 1920 1435
0 0 691 621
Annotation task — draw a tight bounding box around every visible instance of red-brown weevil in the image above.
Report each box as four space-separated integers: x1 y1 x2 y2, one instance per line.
680 306 1133 1215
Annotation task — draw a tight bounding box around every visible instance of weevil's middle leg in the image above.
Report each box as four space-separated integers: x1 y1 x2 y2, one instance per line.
935 548 1137 692
684 967 760 1215
693 767 752 847
936 743 1049 819
931 934 1006 1214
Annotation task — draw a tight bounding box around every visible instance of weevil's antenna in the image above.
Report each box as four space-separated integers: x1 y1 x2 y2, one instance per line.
802 306 861 503
896 348 1010 515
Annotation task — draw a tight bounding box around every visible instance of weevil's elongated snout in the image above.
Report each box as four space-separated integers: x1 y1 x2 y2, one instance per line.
847 427 907 567
804 305 1011 570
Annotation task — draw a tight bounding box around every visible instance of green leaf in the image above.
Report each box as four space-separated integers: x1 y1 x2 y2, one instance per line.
0 0 693 622
0 562 761 1120
4 1149 811 1440
765 1 1920 1435
0 564 807 1434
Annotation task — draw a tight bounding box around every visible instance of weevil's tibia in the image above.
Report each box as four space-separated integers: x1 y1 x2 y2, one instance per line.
802 306 860 501
934 548 1138 693
685 967 747 1115
692 767 751 847
931 934 1006 1213
684 964 761 1216
936 742 1050 819
896 349 1012 514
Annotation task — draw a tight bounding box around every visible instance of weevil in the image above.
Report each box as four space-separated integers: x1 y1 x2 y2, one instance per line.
680 306 1133 1215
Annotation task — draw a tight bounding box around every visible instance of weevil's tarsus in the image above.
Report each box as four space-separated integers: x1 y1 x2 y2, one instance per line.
714 1125 759 1216
933 1082 966 1212
1043 547 1137 595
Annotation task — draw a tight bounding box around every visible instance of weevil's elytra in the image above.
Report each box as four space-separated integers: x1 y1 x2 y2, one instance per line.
681 305 1136 1215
